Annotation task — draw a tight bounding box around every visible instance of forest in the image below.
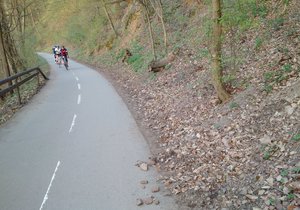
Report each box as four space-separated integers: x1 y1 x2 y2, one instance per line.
1 0 300 209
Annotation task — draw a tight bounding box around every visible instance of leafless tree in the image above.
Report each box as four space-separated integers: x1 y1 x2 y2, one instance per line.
211 0 230 102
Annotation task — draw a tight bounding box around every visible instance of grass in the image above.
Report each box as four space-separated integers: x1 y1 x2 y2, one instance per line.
287 193 295 200
270 17 285 31
291 133 300 141
262 145 278 160
262 62 297 93
255 37 263 50
292 167 300 173
229 101 239 109
280 169 289 177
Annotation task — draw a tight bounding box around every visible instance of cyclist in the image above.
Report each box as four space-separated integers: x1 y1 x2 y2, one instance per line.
60 46 69 70
60 46 68 63
52 46 56 61
54 46 61 63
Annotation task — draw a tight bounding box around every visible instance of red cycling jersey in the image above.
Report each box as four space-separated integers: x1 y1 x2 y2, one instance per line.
61 48 68 57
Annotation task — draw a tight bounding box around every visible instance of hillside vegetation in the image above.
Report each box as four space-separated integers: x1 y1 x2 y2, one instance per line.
2 0 300 209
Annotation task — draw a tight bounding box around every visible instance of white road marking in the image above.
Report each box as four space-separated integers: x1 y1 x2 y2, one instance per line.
75 77 79 81
77 84 81 90
69 114 77 133
77 94 81 105
39 161 61 210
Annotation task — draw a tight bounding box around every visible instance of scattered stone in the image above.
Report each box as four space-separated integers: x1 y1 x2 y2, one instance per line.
136 198 143 206
153 199 160 205
143 197 153 205
139 163 148 171
140 180 148 185
151 186 160 193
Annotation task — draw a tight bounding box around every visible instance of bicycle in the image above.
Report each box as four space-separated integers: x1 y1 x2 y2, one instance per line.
62 56 69 70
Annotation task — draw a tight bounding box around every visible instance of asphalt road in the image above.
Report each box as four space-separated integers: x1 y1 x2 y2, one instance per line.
0 53 177 210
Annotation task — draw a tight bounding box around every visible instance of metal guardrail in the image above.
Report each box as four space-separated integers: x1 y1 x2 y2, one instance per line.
0 67 49 104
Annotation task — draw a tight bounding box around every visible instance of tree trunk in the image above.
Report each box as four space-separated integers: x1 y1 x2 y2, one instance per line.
29 6 41 38
143 0 156 60
149 0 168 55
0 23 12 87
158 0 167 54
211 0 230 102
0 0 24 74
101 0 118 37
22 0 26 45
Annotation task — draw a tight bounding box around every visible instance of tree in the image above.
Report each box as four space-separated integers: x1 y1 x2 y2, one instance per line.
211 0 230 102
136 0 172 71
0 0 24 78
100 0 118 37
149 0 167 54
0 0 12 83
136 0 156 60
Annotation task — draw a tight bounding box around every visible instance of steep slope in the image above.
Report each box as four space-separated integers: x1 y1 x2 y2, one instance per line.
88 1 300 209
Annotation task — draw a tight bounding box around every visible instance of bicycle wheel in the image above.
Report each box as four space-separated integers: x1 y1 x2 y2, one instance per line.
58 56 62 68
64 63 68 70
63 57 68 70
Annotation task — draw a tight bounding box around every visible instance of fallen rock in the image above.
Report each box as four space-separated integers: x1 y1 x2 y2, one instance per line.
136 198 143 206
151 186 160 193
140 163 148 171
140 180 148 184
154 199 160 205
143 197 153 205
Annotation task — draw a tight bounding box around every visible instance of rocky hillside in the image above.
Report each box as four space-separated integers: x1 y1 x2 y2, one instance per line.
86 1 300 209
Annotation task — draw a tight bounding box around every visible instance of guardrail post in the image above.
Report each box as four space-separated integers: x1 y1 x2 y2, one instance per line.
16 77 22 104
37 71 40 85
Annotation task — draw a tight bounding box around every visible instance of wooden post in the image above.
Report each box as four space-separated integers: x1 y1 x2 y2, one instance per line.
16 78 22 104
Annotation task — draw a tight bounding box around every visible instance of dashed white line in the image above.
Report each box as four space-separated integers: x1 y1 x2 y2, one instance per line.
75 77 79 81
39 161 61 210
77 94 81 105
77 84 81 90
69 114 77 133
